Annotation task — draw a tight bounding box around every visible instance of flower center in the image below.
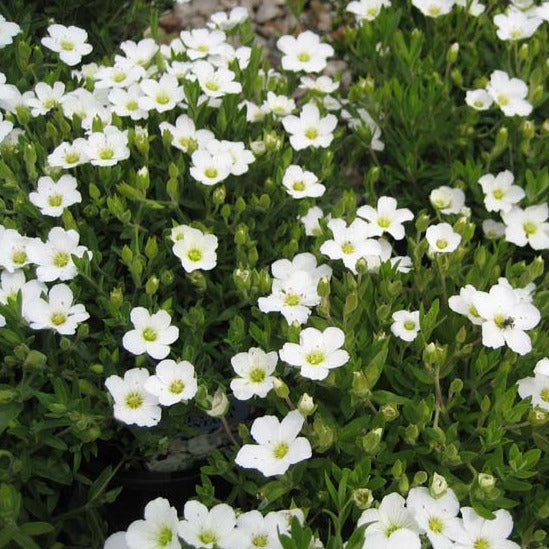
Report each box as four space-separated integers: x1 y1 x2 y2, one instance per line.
428 516 444 534
50 312 67 326
113 72 127 83
125 391 144 409
65 152 80 164
12 250 27 265
469 305 480 318
378 217 391 228
126 100 138 111
197 44 209 53
48 193 64 207
523 221 537 235
53 251 70 268
341 241 355 254
510 28 522 39
156 93 170 105
273 442 289 459
204 167 218 179
249 368 266 383
252 534 269 547
198 530 217 544
385 523 400 537
428 6 441 15
474 100 484 108
187 248 203 262
305 127 319 140
494 314 514 329
158 527 173 547
179 136 198 153
169 380 185 394
497 94 509 106
292 180 306 191
284 293 301 306
540 387 549 402
298 51 311 62
142 327 158 342
473 539 491 549
306 351 325 365
205 80 220 92
436 239 448 249
43 98 56 109
99 147 114 160
60 39 75 51
492 189 504 200
403 320 416 331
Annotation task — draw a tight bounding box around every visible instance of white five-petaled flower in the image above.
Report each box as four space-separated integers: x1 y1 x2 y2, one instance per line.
282 165 325 199
279 327 350 381
171 226 218 272
230 347 278 400
125 497 180 549
139 74 185 113
41 24 93 66
482 219 506 239
85 126 130 167
411 0 454 17
105 368 161 427
263 92 296 117
449 285 485 325
320 217 382 274
180 28 226 59
472 283 540 355
0 15 21 48
189 149 233 186
517 358 549 411
178 501 241 549
208 7 249 31
347 0 391 22
48 139 89 169
0 228 36 272
119 38 159 67
282 103 337 151
159 114 214 154
357 196 414 240
25 283 89 335
29 175 82 217
206 139 255 176
465 89 494 111
486 70 532 117
108 84 149 120
235 410 312 477
24 81 65 116
425 223 462 254
299 206 324 236
192 60 242 98
94 59 146 90
493 6 542 41
358 492 421 549
450 508 520 549
478 170 525 213
429 186 466 215
122 307 179 360
270 252 332 284
235 510 287 549
391 310 421 342
277 30 334 73
502 204 549 250
144 360 198 406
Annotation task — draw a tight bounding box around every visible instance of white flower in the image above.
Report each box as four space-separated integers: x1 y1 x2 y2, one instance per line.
235 510 287 549
425 223 462 253
94 59 146 89
391 310 421 342
230 348 278 400
159 114 214 154
84 126 130 167
47 139 89 169
235 410 312 477
122 307 179 360
496 277 535 304
299 75 339 94
478 170 525 213
391 255 413 273
0 15 21 48
29 175 82 217
208 7 249 30
263 92 296 117
502 204 549 250
279 327 349 381
172 227 218 272
494 7 542 41
407 487 462 549
0 229 35 272
429 186 466 215
104 532 129 549
342 107 385 151
192 60 242 98
119 38 159 67
282 103 337 151
24 82 65 116
144 360 198 406
25 283 89 335
178 501 241 549
0 112 13 144
108 85 148 120
41 24 92 66
465 89 494 111
189 149 233 186
282 165 325 199
412 0 454 17
486 70 532 117
27 227 90 282
449 285 485 325
473 283 540 355
347 0 391 22
358 493 421 549
271 252 332 284
0 83 24 114
105 368 161 427
125 497 180 549
482 219 506 239
450 508 520 549
206 139 255 176
299 206 324 236
0 270 47 322
357 196 413 239
455 0 485 16
320 218 382 274
277 31 334 73
180 28 226 60
536 2 549 21
517 358 549 411
139 74 184 113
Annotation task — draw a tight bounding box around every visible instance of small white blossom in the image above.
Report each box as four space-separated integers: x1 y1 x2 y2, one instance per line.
486 70 532 117
230 347 278 400
235 511 287 549
357 196 414 239
502 204 549 250
449 285 485 325
189 149 233 185
465 89 494 111
299 75 339 94
159 114 214 154
478 170 525 213
425 223 462 253
192 60 242 98
119 39 159 67
172 226 218 272
144 360 198 406
455 0 485 16
347 0 391 22
277 31 334 73
517 358 549 411
208 7 249 31
29 175 82 217
299 206 324 236
482 219 506 239
0 228 36 272
342 107 385 151
0 15 21 48
391 310 421 342
494 7 542 41
263 92 296 117
108 85 148 120
47 139 89 169
41 24 93 66
282 103 337 150
429 186 466 215
206 139 255 176
24 82 65 116
412 0 454 17
180 28 226 60
94 59 146 90
282 165 325 199
139 74 184 113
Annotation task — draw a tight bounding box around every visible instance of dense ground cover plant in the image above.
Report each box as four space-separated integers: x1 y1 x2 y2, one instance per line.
0 0 548 547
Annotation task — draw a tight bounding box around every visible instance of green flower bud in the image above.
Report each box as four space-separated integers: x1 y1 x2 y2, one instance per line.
449 378 463 398
110 287 124 306
423 342 447 368
532 85 543 104
233 268 251 292
121 245 133 265
273 378 289 399
145 276 160 295
205 388 229 418
0 483 21 520
430 473 448 498
317 276 331 298
446 42 459 64
413 471 428 486
23 350 47 369
0 389 18 403
221 204 231 221
495 127 508 150
312 415 335 452
297 393 316 416
264 131 283 151
213 185 226 205
518 43 529 61
90 363 104 374
258 194 271 209
404 424 419 445
478 473 495 490
352 488 374 510
521 120 535 139
351 371 371 399
160 269 175 285
144 236 158 259
250 140 266 156
415 213 431 233
450 69 463 87
528 407 548 426
187 271 207 292
480 395 491 413
136 166 149 190
356 257 369 274
235 197 246 215
398 474 410 494
234 225 248 245
381 403 399 422
362 428 382 455
258 269 272 293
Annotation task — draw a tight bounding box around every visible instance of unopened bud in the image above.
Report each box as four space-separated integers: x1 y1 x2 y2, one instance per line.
250 140 266 156
317 276 330 298
136 166 149 190
521 120 535 139
297 393 316 416
362 428 382 454
273 378 289 399
110 287 124 306
430 473 448 498
145 276 160 295
213 185 226 205
352 488 374 510
205 388 229 417
528 407 548 426
446 42 459 64
381 403 399 422
478 473 495 490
